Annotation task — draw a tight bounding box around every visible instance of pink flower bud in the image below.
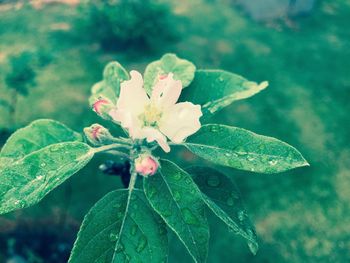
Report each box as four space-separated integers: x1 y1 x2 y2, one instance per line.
93 98 110 114
92 97 115 120
84 124 113 146
135 154 159 177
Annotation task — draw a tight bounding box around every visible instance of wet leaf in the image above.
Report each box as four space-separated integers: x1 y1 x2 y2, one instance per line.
185 124 309 174
69 189 168 263
144 159 209 263
0 142 93 215
0 119 82 160
144 53 196 95
182 70 268 119
187 166 258 254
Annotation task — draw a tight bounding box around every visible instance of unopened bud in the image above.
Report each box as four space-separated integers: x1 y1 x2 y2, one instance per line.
92 97 115 120
134 154 159 177
84 124 113 146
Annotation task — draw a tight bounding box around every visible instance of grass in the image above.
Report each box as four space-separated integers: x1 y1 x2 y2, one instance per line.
0 0 350 262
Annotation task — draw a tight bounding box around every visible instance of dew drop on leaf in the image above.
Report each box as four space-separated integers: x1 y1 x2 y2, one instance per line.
109 232 118 242
206 174 220 187
136 235 148 253
238 211 246 221
116 242 125 253
173 191 181 201
113 202 122 209
172 172 182 181
130 224 137 236
226 197 234 206
269 160 278 166
181 208 200 225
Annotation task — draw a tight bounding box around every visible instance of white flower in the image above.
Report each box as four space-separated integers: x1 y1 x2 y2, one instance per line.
109 70 202 152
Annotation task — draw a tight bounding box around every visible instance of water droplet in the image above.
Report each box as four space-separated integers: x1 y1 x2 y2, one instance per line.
115 242 124 253
210 126 219 133
160 208 172 217
206 174 220 187
173 191 181 201
50 145 60 152
269 160 278 166
225 153 232 157
172 173 182 181
130 224 137 236
238 211 246 221
109 233 118 242
218 76 225 82
226 197 234 206
136 236 148 253
247 155 255 162
113 202 122 209
132 203 138 210
36 175 44 180
181 208 200 225
40 163 46 167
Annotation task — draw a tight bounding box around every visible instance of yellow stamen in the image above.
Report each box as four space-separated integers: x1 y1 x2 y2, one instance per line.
139 104 162 127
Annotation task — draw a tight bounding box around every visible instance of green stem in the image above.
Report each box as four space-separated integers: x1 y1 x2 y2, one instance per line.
92 143 130 154
111 137 132 145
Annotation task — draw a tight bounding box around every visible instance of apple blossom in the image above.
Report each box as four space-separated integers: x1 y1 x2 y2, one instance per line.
109 70 202 152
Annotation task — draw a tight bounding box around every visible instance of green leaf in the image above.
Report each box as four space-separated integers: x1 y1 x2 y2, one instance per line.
0 142 93 215
185 124 309 174
144 159 209 263
182 70 268 117
89 61 129 105
144 53 196 95
0 119 82 160
187 166 258 254
69 189 168 263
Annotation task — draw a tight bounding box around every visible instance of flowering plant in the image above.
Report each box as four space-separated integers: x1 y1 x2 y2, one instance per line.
0 54 308 262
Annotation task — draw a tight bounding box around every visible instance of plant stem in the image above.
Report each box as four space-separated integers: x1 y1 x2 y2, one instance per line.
92 143 130 154
111 137 132 145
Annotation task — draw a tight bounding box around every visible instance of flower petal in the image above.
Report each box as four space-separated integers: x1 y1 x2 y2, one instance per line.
117 70 149 117
159 102 202 143
109 109 143 139
141 127 170 153
151 73 182 108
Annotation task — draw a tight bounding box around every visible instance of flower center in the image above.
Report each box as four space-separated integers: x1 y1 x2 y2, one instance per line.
139 103 162 127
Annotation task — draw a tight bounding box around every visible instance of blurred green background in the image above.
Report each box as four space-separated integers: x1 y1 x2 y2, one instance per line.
0 0 349 262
